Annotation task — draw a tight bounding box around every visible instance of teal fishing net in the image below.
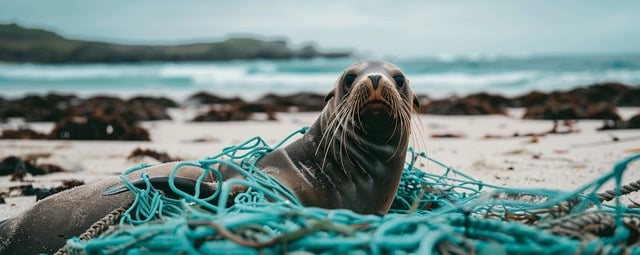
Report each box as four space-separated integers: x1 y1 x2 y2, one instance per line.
64 127 640 254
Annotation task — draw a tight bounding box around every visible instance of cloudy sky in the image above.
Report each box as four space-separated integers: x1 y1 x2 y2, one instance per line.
1 0 639 57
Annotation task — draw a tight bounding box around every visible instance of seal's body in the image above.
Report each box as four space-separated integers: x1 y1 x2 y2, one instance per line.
258 60 417 213
0 164 212 254
0 60 418 254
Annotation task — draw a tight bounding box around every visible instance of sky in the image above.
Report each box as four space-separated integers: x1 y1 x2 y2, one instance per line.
1 0 639 58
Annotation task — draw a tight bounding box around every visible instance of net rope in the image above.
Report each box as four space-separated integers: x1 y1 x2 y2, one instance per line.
64 127 640 255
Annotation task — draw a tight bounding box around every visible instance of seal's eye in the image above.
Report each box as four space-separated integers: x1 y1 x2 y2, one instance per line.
344 73 356 89
393 75 405 88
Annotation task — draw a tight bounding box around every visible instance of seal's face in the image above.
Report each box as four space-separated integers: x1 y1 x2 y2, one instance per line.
324 60 418 140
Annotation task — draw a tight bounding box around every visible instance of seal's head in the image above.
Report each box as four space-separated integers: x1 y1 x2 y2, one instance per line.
323 60 419 145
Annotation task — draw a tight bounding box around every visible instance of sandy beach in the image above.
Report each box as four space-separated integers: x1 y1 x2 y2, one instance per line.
2 107 639 220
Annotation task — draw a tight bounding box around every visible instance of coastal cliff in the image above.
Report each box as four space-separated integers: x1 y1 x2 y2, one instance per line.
0 23 352 63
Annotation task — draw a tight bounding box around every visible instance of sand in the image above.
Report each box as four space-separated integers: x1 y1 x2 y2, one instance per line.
1 108 640 220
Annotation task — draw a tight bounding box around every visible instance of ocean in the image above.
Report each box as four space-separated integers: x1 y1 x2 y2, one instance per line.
1 54 639 100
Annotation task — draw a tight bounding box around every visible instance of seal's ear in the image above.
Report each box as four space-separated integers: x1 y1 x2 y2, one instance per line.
413 95 420 109
324 90 335 102
406 79 419 110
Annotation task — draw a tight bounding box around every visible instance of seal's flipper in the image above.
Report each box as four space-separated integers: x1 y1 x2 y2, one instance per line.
102 176 216 199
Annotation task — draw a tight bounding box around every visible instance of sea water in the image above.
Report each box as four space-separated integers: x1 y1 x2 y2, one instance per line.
1 54 639 100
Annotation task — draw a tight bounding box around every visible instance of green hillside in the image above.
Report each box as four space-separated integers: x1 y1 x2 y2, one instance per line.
0 23 351 63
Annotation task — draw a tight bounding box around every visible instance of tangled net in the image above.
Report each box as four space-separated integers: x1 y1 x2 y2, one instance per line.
63 127 640 255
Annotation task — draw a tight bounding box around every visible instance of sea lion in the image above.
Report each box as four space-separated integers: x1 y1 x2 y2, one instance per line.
254 60 418 213
0 60 418 254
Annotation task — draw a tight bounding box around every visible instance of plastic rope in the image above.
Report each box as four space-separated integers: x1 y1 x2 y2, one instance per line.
64 127 640 255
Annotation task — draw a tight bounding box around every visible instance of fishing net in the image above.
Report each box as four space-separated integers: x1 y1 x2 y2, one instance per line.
63 127 640 255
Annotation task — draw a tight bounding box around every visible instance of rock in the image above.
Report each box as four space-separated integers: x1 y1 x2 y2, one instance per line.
126 97 174 121
523 99 621 120
29 163 66 175
49 112 150 141
34 179 85 201
617 87 640 106
128 148 180 163
254 92 326 112
2 180 83 199
567 82 630 105
192 105 252 122
237 103 277 121
0 94 173 124
1 128 48 139
72 96 136 124
70 95 175 123
186 92 245 106
0 156 68 178
518 83 635 120
418 93 508 115
128 96 178 108
431 133 466 138
0 93 78 122
599 113 640 130
0 156 33 176
584 102 622 120
509 91 549 108
9 185 35 196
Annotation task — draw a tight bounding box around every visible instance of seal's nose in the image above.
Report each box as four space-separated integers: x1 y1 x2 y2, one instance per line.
368 75 382 90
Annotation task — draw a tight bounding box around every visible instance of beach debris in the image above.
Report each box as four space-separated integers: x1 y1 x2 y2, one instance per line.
523 100 621 120
503 148 527 155
430 132 466 138
73 96 164 123
617 87 640 106
50 111 150 141
125 96 176 121
484 120 579 140
572 135 640 148
237 103 278 121
512 83 635 108
1 156 33 176
611 134 620 142
0 93 175 124
6 185 34 196
547 120 580 134
625 148 640 153
186 91 279 121
128 148 181 163
418 92 508 115
0 127 48 139
186 135 220 143
519 83 637 120
192 104 253 122
1 180 85 200
0 93 78 122
598 113 640 130
502 149 543 159
34 179 85 201
186 92 245 106
0 156 68 181
255 92 326 112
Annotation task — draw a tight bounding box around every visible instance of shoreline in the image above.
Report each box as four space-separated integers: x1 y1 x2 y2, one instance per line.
1 107 640 220
1 81 639 102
